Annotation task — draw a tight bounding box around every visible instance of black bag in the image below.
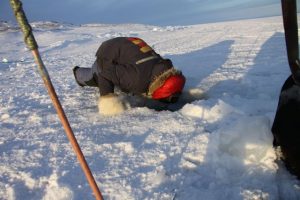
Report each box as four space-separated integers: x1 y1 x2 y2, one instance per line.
272 75 300 178
272 0 300 178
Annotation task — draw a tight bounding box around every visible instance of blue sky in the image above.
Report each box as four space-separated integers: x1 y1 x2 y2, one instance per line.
0 0 294 26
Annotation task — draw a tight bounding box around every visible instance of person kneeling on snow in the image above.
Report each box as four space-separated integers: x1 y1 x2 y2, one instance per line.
73 37 186 116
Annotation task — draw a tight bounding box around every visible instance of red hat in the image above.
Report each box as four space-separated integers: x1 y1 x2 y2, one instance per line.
152 74 185 100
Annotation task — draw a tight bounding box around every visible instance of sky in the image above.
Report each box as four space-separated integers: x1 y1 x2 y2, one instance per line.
0 0 287 26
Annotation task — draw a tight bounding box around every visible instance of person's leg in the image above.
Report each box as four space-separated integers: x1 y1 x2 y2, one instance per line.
73 63 98 87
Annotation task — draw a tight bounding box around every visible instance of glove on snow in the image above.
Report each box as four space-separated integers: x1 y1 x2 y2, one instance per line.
98 93 126 116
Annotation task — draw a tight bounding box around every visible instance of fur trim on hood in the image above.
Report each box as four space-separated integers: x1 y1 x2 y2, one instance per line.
148 68 183 97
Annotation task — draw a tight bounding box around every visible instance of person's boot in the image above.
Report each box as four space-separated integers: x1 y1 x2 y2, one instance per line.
73 66 84 87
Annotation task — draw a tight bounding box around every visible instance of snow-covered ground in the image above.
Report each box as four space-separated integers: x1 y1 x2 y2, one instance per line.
1 16 300 200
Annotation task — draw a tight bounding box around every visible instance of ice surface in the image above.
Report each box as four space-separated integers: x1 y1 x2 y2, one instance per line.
1 16 300 199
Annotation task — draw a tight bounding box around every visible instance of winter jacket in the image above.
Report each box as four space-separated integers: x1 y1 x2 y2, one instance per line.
93 37 174 96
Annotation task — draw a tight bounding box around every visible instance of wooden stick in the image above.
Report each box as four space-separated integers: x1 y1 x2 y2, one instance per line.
10 0 104 199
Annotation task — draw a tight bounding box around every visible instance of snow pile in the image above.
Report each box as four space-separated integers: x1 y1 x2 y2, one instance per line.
1 16 300 199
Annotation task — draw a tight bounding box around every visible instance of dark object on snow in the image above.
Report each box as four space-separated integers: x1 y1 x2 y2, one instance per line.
272 0 300 179
272 75 300 178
